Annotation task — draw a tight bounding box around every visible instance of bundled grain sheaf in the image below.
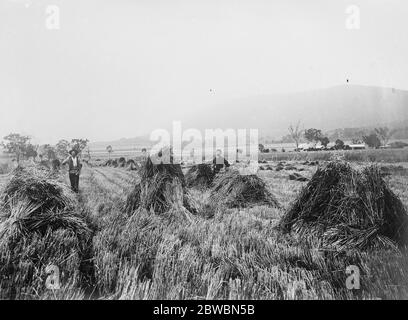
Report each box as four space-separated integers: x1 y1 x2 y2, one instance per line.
209 170 279 208
105 159 118 167
0 166 93 299
126 159 138 171
1 166 90 235
3 166 76 215
280 161 408 250
124 157 196 221
118 157 126 168
185 163 214 188
139 156 185 183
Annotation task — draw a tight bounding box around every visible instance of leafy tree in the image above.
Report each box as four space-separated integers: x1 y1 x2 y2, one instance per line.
71 138 89 154
362 133 381 149
1 133 30 162
304 128 323 146
40 144 56 160
288 121 302 150
319 136 330 148
25 144 38 159
106 145 113 159
55 140 70 159
335 139 345 150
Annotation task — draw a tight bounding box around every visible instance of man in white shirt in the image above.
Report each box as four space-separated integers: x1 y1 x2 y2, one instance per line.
62 149 82 193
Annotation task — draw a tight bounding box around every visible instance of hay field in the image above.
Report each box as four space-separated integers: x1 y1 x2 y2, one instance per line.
0 160 407 300
259 148 408 163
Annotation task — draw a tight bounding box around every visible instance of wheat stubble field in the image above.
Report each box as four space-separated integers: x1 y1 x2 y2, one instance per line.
0 157 407 300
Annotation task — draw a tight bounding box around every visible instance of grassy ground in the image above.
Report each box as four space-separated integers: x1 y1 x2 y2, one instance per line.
259 148 408 163
88 148 408 167
0 160 407 299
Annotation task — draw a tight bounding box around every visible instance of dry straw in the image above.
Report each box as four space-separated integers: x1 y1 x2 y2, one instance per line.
185 163 215 189
124 157 196 222
0 166 93 298
209 170 280 208
280 161 408 251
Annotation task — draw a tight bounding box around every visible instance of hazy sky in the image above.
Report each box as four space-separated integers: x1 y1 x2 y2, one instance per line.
1 0 407 144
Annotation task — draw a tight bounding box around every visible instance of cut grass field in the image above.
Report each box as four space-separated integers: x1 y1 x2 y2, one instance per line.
259 148 408 163
0 160 407 299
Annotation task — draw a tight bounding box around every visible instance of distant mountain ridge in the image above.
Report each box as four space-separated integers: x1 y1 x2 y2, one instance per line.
89 85 408 149
89 135 152 151
185 84 408 139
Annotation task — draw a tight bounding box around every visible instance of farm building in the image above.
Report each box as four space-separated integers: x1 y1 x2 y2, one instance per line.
298 143 324 151
348 143 366 150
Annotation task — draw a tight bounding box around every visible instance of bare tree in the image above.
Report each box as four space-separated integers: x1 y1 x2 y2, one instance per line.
374 127 395 147
288 121 302 150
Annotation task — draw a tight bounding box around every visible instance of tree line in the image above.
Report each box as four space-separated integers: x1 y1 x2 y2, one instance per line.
0 133 89 163
260 124 402 152
286 124 397 150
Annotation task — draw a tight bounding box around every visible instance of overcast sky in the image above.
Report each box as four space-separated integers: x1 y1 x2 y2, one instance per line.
1 0 407 144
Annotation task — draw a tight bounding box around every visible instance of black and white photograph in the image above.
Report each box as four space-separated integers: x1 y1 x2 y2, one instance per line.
0 0 408 307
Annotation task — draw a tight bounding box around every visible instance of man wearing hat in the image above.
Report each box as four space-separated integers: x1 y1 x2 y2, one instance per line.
62 149 82 193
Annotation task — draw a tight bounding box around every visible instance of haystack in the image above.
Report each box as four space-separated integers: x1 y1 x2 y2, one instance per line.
280 161 408 250
118 157 126 168
185 163 214 188
3 166 76 215
0 165 91 238
288 172 308 182
0 166 93 298
208 170 279 208
126 159 138 171
124 157 196 221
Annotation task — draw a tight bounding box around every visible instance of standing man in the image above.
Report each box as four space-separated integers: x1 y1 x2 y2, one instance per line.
62 149 82 193
212 149 230 175
140 148 148 163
